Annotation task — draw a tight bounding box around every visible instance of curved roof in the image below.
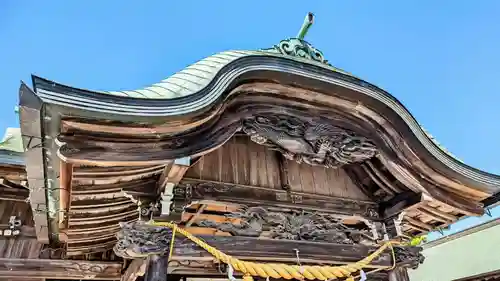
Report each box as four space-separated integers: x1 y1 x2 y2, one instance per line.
18 13 500 253
30 38 500 191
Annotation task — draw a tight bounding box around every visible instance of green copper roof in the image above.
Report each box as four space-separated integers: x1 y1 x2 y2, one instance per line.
0 128 24 153
37 12 461 165
103 13 352 100
420 126 463 163
104 47 351 100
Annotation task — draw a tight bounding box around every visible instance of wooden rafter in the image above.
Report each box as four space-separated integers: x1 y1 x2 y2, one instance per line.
59 160 73 234
404 217 433 232
0 184 28 202
419 204 457 222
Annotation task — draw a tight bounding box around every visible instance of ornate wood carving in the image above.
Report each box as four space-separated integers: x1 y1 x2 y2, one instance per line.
394 246 425 270
242 115 377 168
196 206 376 245
114 222 423 270
174 180 379 219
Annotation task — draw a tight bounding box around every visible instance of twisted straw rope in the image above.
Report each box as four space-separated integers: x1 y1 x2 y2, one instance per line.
150 221 398 281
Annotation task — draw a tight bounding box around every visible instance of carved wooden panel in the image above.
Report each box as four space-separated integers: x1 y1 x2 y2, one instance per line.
287 162 371 200
185 136 282 189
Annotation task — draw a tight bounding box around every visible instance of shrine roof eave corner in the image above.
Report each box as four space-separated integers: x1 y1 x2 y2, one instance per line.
25 47 500 199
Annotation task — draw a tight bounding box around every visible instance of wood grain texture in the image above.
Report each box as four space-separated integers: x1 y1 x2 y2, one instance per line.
175 179 378 218
287 161 371 200
185 137 282 189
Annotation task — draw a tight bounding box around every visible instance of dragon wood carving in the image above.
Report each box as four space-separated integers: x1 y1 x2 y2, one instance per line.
196 207 376 245
113 221 423 272
242 115 377 168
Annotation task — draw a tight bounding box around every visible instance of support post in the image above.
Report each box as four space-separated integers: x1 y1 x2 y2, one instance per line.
144 255 168 281
388 267 410 281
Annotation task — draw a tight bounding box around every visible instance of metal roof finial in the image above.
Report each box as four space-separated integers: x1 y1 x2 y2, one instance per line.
297 12 314 40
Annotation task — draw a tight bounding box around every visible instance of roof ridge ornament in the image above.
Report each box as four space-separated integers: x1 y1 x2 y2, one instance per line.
297 12 315 40
266 12 330 65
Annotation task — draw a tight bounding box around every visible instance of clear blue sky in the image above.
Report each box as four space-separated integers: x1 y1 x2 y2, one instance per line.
1 2 499 237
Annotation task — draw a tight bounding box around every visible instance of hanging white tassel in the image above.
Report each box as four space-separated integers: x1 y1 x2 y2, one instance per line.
360 269 367 281
227 264 237 281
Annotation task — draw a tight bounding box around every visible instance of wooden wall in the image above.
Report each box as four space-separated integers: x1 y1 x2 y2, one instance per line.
287 161 370 200
185 137 282 189
185 136 371 201
0 200 43 259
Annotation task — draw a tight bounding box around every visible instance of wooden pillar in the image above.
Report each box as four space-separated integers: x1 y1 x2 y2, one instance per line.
144 255 168 281
388 267 410 281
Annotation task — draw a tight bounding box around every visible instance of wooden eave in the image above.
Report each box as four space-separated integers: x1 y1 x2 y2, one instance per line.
0 192 124 280
17 41 500 250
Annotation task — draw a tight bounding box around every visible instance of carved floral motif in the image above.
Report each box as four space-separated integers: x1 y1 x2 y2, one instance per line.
242 115 377 168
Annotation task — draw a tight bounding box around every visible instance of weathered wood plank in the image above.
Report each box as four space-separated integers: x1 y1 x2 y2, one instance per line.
177 178 378 218
171 235 392 266
380 192 424 219
418 204 456 222
144 255 168 281
59 160 73 231
122 259 146 281
389 267 410 281
184 137 282 189
0 258 122 280
287 161 371 201
404 217 432 232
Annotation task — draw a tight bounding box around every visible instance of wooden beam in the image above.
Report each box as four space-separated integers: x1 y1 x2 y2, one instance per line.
380 191 424 219
144 255 168 281
0 258 122 280
0 185 28 202
170 235 393 266
122 259 146 281
389 267 410 281
366 161 402 193
404 217 433 232
159 158 191 217
419 205 457 222
59 160 73 232
276 152 290 190
177 178 378 219
184 204 207 227
361 164 395 196
423 182 484 216
405 223 428 234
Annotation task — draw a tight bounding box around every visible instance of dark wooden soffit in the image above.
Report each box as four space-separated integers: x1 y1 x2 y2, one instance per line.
28 56 500 195
20 77 498 218
18 55 500 237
